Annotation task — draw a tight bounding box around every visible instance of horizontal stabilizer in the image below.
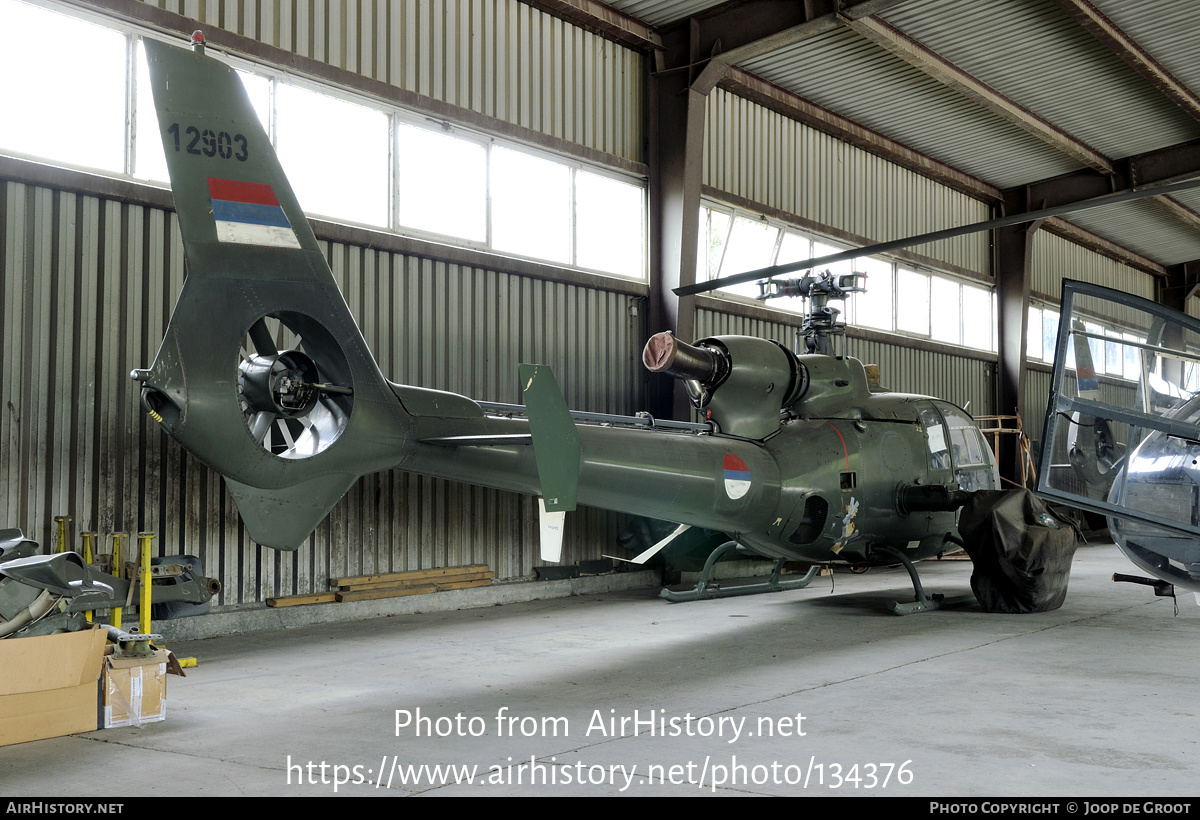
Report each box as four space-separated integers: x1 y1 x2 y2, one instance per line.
520 364 580 512
226 474 359 550
421 434 533 447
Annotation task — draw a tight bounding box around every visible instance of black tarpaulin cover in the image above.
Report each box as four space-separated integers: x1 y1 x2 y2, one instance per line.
958 489 1080 613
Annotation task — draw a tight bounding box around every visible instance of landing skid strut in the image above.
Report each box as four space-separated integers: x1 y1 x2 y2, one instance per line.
661 540 821 603
871 544 975 615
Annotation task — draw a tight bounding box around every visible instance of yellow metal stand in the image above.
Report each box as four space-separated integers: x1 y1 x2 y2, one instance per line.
108 532 128 629
81 531 97 623
138 532 154 636
53 516 71 553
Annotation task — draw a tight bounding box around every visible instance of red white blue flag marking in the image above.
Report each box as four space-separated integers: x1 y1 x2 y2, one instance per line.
208 177 301 249
723 453 751 499
1076 360 1099 395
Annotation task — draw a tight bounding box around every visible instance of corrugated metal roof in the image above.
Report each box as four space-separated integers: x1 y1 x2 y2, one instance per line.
603 0 727 28
1168 187 1200 217
1065 198 1200 267
1094 0 1200 95
740 26 1082 189
881 0 1200 159
605 0 1200 270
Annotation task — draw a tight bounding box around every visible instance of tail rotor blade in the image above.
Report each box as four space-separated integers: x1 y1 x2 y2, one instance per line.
248 318 277 356
248 411 274 443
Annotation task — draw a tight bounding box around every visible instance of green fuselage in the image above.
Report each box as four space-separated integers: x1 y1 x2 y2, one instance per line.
396 355 996 565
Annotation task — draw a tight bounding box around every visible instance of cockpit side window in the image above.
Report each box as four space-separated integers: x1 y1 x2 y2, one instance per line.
936 402 998 491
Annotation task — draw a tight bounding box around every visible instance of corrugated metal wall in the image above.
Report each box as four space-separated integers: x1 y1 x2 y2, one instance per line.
846 336 994 416
695 307 995 417
703 88 991 275
0 179 644 605
140 0 644 163
1025 367 1053 452
1031 230 1157 303
693 306 801 349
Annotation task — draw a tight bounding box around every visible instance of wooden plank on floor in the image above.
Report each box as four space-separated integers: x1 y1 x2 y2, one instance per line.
334 577 494 603
335 569 495 591
330 565 492 587
265 592 338 607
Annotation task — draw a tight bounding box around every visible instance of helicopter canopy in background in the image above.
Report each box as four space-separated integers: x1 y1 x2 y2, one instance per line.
1038 280 1200 590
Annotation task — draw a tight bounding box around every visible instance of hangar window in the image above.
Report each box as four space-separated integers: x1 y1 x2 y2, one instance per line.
275 83 390 227
491 145 572 264
895 268 931 336
849 255 894 332
962 283 995 350
1027 304 1061 364
716 215 782 300
0 0 126 174
396 123 488 243
393 124 646 277
0 0 647 281
575 170 644 277
1028 302 1145 382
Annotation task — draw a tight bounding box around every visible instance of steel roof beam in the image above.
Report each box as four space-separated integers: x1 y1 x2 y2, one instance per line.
1051 0 1200 124
1152 195 1200 234
994 187 1037 482
1040 217 1165 277
646 0 913 415
682 0 834 69
1022 139 1200 209
656 0 910 68
520 0 662 50
653 0 913 93
843 15 1114 175
650 0 1003 203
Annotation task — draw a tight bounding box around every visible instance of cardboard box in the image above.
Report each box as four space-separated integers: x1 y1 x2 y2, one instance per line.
0 626 107 747
102 649 170 728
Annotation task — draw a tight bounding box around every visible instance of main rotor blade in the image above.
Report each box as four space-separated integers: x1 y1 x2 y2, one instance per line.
675 175 1200 297
248 318 278 356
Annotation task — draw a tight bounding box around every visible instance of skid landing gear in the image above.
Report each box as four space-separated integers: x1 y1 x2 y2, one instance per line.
870 544 975 615
661 540 821 603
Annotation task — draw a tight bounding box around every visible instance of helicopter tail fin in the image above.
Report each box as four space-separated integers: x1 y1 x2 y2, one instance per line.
136 34 410 549
1066 319 1117 491
519 364 581 562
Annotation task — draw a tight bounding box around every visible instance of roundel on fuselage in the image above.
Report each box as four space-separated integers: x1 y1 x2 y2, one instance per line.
723 453 751 499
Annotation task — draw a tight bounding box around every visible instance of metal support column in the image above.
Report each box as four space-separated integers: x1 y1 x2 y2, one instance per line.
647 20 715 419
995 187 1039 485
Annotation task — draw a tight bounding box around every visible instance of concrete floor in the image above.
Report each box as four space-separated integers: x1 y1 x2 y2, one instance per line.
2 541 1197 797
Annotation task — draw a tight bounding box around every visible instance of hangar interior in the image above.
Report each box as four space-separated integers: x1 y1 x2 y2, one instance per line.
4 0 1200 621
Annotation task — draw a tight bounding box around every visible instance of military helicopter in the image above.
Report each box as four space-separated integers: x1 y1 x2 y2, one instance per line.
131 33 1020 616
1037 279 1200 601
142 32 1200 616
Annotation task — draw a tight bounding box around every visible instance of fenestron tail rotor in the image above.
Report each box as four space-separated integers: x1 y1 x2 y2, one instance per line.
236 314 353 459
